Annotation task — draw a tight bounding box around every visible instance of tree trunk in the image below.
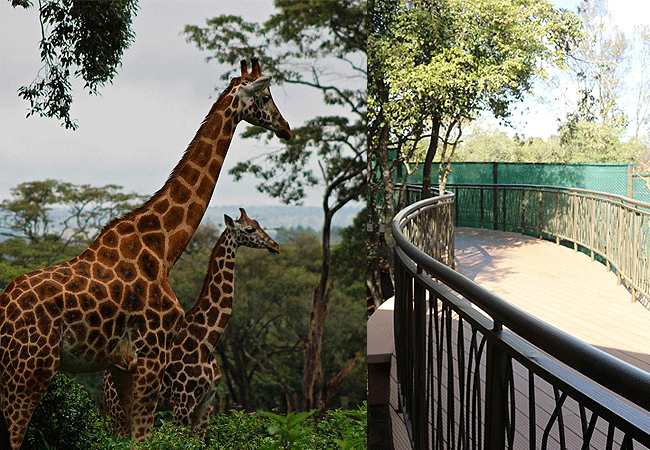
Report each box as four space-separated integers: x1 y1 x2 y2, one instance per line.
421 116 441 199
323 353 362 408
367 77 393 314
302 210 334 411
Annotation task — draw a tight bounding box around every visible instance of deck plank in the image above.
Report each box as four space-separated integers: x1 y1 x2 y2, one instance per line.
455 227 650 373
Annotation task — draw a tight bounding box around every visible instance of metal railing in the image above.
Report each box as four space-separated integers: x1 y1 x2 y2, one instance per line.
392 190 650 450
397 190 455 268
402 183 650 309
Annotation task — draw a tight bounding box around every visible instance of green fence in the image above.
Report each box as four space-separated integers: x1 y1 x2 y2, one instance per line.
399 162 650 203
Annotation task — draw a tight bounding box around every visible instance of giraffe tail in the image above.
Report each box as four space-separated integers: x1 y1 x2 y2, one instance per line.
0 409 9 450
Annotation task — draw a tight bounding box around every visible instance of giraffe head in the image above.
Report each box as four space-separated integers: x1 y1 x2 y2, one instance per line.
224 208 280 254
234 58 291 141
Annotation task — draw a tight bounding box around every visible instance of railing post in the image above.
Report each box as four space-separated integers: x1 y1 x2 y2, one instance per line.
493 185 499 230
413 265 428 450
538 189 544 238
484 322 509 450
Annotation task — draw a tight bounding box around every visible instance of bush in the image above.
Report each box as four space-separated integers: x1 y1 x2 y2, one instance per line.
24 374 102 450
24 389 367 450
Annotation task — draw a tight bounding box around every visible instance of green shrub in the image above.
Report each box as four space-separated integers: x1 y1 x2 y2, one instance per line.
204 410 271 449
24 374 102 450
23 391 367 450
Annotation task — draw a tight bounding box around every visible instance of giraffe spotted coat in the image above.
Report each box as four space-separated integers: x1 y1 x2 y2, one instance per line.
103 208 279 438
0 58 290 450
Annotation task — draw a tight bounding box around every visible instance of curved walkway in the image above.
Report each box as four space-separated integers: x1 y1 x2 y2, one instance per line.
455 227 650 374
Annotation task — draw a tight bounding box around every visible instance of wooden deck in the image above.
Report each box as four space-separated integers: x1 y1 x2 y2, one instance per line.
386 227 650 450
454 227 650 374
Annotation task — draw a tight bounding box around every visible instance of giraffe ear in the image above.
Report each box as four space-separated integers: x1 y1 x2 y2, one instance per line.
242 76 271 95
224 214 235 228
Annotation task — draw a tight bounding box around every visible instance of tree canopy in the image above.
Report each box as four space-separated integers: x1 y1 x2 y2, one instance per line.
9 0 138 129
367 0 583 307
0 180 143 290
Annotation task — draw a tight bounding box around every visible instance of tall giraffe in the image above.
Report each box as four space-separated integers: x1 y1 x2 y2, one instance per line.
0 58 290 449
103 208 280 438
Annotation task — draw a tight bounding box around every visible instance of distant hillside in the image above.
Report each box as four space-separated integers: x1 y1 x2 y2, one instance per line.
0 204 365 243
204 204 364 231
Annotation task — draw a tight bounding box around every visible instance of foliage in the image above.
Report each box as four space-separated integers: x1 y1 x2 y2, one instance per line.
369 0 583 179
24 374 102 450
554 0 627 131
331 208 366 296
455 123 647 165
16 357 366 449
0 179 144 244
0 180 143 290
203 410 270 449
9 0 139 129
258 410 315 449
557 120 646 163
0 236 80 290
97 404 367 450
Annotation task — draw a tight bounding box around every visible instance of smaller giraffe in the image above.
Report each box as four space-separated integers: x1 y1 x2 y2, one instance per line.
103 208 279 437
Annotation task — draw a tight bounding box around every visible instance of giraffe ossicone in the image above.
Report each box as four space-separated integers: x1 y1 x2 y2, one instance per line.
102 208 280 438
0 58 289 450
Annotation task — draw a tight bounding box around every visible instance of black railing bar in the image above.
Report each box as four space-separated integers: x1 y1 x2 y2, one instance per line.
403 246 650 441
393 206 650 414
497 328 650 442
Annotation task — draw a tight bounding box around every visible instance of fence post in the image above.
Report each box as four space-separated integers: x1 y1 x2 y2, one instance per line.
413 265 428 450
628 164 634 199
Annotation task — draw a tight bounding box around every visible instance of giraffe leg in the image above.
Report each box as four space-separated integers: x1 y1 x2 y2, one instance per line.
102 370 129 438
129 359 165 442
1 366 57 450
107 366 135 439
191 396 214 440
172 392 197 429
191 361 221 438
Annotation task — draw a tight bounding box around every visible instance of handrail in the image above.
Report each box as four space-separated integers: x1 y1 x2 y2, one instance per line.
391 191 650 449
402 183 650 309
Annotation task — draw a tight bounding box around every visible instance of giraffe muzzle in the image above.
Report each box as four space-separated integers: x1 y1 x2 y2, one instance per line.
276 127 291 141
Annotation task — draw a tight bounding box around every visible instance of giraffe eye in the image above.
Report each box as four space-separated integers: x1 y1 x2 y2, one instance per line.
261 94 271 103
245 226 255 233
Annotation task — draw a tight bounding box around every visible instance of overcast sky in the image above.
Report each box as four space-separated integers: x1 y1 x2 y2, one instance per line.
2 1 649 206
0 1 330 207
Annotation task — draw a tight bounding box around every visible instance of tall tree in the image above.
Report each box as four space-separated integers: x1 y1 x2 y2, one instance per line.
368 0 582 307
561 0 628 129
0 179 143 245
8 0 138 129
184 0 366 411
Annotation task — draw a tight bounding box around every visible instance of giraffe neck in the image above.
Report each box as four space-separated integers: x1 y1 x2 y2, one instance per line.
184 230 237 354
95 83 242 270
